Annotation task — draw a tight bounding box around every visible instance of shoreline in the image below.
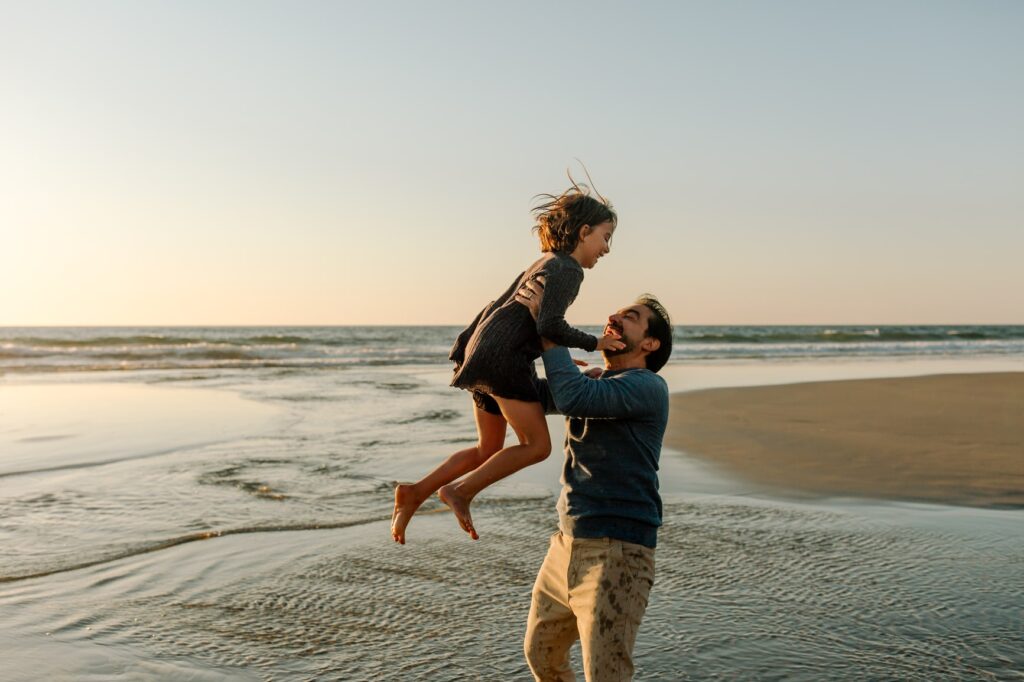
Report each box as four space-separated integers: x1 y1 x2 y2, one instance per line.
665 372 1024 509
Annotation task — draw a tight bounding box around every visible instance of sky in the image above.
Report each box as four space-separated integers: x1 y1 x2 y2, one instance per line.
2 1 1022 326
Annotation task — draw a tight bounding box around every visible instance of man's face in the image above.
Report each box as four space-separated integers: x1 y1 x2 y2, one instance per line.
603 304 652 357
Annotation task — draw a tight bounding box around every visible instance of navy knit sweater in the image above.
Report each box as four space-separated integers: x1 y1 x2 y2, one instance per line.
538 347 669 548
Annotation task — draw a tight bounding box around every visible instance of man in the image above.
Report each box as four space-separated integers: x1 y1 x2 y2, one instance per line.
520 289 673 682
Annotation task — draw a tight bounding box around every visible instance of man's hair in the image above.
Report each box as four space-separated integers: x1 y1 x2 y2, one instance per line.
637 294 672 372
532 186 616 254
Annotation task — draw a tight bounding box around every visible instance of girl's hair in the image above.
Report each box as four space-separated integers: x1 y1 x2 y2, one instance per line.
532 177 616 253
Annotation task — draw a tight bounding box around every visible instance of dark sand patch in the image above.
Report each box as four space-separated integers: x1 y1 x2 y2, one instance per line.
667 372 1024 508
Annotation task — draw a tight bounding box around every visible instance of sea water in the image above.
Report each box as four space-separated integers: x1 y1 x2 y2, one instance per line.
4 325 1024 374
1 326 1022 680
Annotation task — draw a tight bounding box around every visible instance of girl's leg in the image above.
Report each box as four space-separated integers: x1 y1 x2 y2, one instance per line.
438 397 551 540
391 402 507 544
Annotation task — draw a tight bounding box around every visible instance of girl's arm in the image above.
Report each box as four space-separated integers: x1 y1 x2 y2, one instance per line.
533 262 598 352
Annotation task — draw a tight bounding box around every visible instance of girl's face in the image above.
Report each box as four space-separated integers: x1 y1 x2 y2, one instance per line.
572 221 615 269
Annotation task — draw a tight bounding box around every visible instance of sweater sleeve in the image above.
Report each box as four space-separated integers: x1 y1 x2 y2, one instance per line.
541 347 668 419
531 377 560 416
535 259 598 352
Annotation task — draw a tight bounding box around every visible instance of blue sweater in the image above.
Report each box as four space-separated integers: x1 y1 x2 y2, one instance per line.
539 347 669 548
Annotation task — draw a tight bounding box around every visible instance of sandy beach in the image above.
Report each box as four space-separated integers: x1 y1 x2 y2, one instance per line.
667 372 1024 508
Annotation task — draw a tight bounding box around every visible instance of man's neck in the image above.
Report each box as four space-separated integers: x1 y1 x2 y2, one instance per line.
604 353 648 372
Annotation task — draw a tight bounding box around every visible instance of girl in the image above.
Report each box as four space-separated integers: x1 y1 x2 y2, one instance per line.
391 181 623 543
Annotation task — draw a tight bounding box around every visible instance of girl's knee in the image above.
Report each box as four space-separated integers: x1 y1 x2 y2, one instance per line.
476 440 503 461
528 439 552 464
479 434 505 456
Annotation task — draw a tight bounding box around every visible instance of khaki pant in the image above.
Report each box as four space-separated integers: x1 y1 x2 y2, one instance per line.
524 531 655 682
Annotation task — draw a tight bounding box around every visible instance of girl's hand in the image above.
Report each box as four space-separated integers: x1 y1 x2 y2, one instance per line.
573 358 603 378
596 331 625 352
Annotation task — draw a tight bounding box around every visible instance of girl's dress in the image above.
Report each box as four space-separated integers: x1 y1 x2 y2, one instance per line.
450 251 598 405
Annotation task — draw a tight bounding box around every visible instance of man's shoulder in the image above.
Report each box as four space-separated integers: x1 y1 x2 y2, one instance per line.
605 368 670 406
607 367 668 389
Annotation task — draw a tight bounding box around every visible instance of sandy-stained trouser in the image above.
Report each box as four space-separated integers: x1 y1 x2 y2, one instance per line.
524 531 656 681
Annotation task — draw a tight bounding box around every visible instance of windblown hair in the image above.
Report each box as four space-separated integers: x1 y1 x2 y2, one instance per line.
532 174 616 253
636 294 672 373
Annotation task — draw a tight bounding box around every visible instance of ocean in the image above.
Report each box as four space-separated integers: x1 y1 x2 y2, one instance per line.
1 326 1022 680
4 324 1024 374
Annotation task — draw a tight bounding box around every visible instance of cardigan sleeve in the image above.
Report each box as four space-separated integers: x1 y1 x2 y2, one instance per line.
534 257 598 352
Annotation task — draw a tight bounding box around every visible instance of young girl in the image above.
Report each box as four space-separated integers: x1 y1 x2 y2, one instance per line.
391 181 623 544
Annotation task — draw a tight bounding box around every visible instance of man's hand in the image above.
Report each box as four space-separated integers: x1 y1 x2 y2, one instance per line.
572 358 603 378
514 275 545 320
518 276 559 350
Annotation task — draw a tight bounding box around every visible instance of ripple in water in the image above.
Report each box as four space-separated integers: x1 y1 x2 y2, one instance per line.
10 500 1019 681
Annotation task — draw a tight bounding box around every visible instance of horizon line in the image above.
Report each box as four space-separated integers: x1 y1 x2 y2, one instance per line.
3 322 1024 328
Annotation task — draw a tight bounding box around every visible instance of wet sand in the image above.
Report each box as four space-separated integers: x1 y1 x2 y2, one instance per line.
3 364 1023 679
6 497 1021 681
667 372 1024 508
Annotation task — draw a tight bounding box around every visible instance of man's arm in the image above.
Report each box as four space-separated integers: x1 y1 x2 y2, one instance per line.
532 376 560 415
541 346 667 419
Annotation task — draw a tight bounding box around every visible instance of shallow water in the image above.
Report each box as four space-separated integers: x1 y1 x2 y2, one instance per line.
2 359 1023 680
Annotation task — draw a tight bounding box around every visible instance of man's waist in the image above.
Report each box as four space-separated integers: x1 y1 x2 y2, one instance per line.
558 514 659 549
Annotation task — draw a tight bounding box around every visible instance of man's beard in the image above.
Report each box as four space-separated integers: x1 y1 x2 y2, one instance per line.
603 339 636 356
603 323 637 357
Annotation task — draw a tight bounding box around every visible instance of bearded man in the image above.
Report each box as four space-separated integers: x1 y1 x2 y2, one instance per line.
518 289 673 682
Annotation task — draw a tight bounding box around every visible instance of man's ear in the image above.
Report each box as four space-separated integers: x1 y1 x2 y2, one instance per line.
640 337 661 354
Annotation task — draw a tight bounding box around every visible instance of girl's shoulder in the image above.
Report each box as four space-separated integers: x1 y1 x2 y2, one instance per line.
528 251 582 276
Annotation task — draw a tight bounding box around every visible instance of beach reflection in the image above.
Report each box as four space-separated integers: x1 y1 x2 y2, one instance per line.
1 383 282 477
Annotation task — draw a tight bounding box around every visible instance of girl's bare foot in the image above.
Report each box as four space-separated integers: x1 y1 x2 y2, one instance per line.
391 483 425 545
437 483 479 540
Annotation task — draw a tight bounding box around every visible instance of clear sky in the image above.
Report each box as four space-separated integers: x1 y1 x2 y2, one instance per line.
2 1 1022 325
